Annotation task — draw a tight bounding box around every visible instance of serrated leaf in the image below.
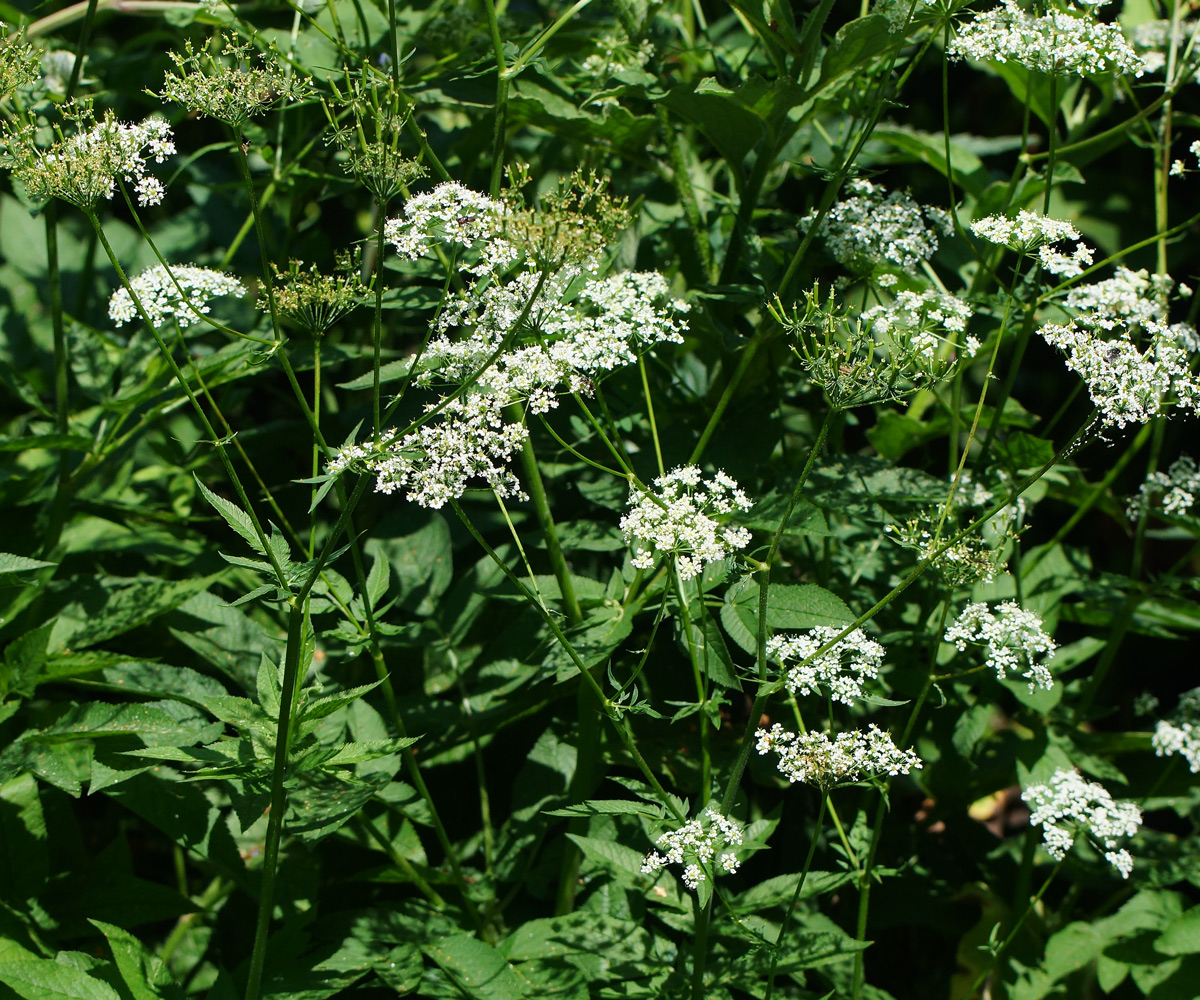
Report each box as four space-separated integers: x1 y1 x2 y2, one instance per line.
194 476 264 554
0 958 121 1000
1156 907 1200 957
88 920 176 1000
544 799 664 819
564 833 648 877
0 553 57 577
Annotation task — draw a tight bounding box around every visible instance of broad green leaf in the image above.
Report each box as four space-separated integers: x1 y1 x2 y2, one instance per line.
0 959 121 1000
88 920 176 1000
0 774 48 900
544 799 664 819
422 933 527 1000
564 833 647 878
336 357 413 390
1156 906 1200 956
818 15 894 87
50 576 216 652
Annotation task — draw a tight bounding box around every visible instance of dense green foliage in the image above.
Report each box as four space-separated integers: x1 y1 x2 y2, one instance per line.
2 1 1200 998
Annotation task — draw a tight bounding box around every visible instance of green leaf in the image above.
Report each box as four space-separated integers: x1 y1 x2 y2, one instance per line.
819 15 894 87
335 357 413 390
422 933 527 1000
88 920 176 1000
1156 907 1200 957
0 774 48 901
0 434 92 453
2 622 54 700
0 959 121 1000
564 833 647 878
194 476 264 554
0 553 56 577
722 579 854 653
544 799 664 819
50 576 216 652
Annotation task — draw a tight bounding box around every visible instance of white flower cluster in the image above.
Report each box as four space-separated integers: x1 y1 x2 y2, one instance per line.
109 264 245 328
329 394 529 509
15 112 176 208
620 466 753 580
641 807 743 891
337 176 686 507
861 289 977 358
944 601 1057 691
384 182 516 277
767 626 884 705
1128 19 1199 76
756 723 922 788
1022 768 1142 878
580 32 654 79
948 1 1145 78
1128 455 1200 518
1039 321 1200 429
1038 267 1200 428
422 269 688 413
1152 688 1200 772
806 179 953 273
1037 241 1095 278
971 210 1080 251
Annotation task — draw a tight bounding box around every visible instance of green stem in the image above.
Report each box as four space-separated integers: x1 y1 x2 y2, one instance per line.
40 201 73 558
765 793 827 1000
372 203 388 444
673 568 711 804
691 893 712 1000
484 0 508 197
639 357 666 477
233 129 283 343
243 476 370 1000
966 863 1062 999
86 211 287 586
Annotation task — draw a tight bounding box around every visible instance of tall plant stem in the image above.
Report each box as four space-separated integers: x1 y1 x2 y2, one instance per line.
966 863 1062 999
674 569 711 804
483 0 508 197
719 407 834 815
40 202 74 558
243 476 371 1000
233 130 283 343
86 212 287 584
765 793 827 1000
451 501 685 823
691 893 712 1000
372 202 389 444
851 597 951 998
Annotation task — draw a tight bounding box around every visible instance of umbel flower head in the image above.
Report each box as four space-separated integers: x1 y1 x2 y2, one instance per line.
109 264 245 328
944 600 1057 691
264 254 366 335
0 24 40 99
1128 455 1200 519
767 626 884 705
947 1 1145 78
1022 768 1142 878
158 36 308 127
804 178 953 274
640 807 743 891
620 466 753 581
971 210 1081 252
756 723 922 789
2 104 175 210
1152 688 1200 772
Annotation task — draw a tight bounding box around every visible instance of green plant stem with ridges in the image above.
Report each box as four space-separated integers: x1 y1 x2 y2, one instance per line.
966 862 1062 999
765 793 827 1000
86 211 289 587
243 474 371 1000
483 0 507 198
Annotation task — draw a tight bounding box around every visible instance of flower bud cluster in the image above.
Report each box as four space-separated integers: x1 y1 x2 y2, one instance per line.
1151 687 1200 773
948 1 1145 78
1128 455 1200 519
109 264 245 328
640 807 743 891
944 601 1056 691
767 626 884 705
1022 768 1142 878
756 723 921 789
158 37 307 126
620 466 753 581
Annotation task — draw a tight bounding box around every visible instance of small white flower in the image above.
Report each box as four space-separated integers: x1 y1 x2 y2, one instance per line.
641 807 743 893
767 626 884 705
620 466 753 580
1170 159 1187 178
944 601 1056 691
804 178 953 273
948 1 1144 78
108 264 245 328
1152 688 1200 772
1128 455 1200 518
1022 768 1142 878
756 723 922 788
971 210 1080 251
